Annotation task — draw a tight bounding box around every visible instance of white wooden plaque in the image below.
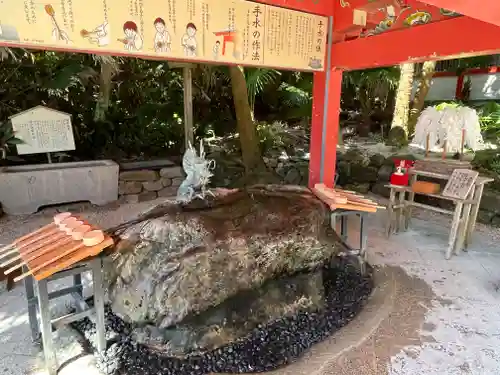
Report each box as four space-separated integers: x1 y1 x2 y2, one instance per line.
9 106 76 155
442 169 479 200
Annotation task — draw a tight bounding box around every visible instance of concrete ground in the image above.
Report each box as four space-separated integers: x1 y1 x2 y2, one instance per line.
1 197 500 375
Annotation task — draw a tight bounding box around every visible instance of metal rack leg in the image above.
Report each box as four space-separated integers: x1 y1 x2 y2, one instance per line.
24 273 40 343
340 215 348 241
359 214 367 258
73 274 83 297
92 257 106 354
36 279 58 375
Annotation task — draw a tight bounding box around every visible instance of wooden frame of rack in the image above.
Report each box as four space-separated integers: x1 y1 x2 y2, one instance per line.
385 169 493 259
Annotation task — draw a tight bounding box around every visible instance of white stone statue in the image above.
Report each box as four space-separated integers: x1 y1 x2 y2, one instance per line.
176 140 216 203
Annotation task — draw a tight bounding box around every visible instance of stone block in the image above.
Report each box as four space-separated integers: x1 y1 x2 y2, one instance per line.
344 183 370 194
371 182 390 198
158 186 178 198
0 160 119 215
477 210 495 225
479 190 500 213
139 191 158 202
377 164 394 181
161 177 172 187
172 177 184 187
119 181 143 195
119 170 158 182
492 215 500 228
143 180 164 192
160 167 184 178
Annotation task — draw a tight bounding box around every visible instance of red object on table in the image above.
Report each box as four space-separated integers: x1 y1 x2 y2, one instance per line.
390 160 414 186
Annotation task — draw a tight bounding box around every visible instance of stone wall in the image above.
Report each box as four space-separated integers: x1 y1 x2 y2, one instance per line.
118 166 184 203
117 151 500 227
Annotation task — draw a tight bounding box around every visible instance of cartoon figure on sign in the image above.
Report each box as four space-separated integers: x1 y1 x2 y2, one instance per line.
181 23 197 57
80 21 110 47
308 58 323 70
212 40 221 60
153 17 171 53
119 21 143 51
45 4 71 44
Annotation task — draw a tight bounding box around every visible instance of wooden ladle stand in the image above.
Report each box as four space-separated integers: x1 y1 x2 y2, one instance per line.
0 212 113 282
0 212 113 375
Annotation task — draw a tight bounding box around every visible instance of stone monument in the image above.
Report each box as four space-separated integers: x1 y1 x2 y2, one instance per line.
0 106 119 214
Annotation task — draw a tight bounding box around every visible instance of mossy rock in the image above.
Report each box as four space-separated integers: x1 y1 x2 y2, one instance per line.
341 148 368 165
472 149 500 173
369 153 386 169
386 126 408 148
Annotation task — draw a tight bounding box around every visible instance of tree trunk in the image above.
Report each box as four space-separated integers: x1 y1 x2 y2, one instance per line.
408 60 437 135
391 63 415 135
229 65 263 173
94 61 114 122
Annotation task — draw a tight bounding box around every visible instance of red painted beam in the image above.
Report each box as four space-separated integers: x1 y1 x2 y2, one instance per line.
420 0 500 27
330 16 500 71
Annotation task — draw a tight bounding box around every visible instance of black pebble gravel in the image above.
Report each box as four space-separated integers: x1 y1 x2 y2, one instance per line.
72 257 373 375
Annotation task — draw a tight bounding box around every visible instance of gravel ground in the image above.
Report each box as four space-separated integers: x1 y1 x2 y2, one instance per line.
1 196 500 375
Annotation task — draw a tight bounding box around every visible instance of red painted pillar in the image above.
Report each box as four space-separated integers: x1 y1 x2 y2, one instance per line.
308 71 326 188
308 68 343 188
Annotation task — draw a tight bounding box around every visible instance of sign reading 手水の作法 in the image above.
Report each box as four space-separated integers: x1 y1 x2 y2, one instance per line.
0 0 327 71
9 106 76 155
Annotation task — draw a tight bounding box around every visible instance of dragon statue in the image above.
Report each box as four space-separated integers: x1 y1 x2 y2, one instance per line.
176 140 216 203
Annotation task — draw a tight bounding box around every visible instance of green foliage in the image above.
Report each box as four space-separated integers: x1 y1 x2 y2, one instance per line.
477 102 500 141
0 121 23 160
435 101 462 111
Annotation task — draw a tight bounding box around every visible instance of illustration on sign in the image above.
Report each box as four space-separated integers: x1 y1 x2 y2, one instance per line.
181 23 198 57
81 21 110 46
153 17 171 53
45 4 71 44
119 21 144 51
0 0 327 71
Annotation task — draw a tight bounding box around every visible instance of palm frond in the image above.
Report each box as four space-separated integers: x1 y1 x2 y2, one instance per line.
278 82 311 107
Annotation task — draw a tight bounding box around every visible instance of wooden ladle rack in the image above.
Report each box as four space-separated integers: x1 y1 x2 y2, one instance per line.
312 183 384 212
0 212 113 282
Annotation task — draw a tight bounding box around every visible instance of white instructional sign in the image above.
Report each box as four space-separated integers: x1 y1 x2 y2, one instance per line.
9 106 76 155
442 169 479 200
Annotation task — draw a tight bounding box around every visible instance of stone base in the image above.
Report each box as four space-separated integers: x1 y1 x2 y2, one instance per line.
134 271 325 356
0 160 119 215
118 166 184 202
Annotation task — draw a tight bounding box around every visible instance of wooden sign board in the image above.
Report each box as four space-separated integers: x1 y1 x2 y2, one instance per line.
0 0 327 72
9 106 76 155
442 169 479 200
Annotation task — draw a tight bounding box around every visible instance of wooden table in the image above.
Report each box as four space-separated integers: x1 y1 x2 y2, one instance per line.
386 169 493 259
24 257 107 375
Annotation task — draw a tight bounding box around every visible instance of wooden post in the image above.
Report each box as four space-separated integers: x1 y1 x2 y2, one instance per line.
460 128 466 160
425 133 430 158
183 66 194 150
442 140 447 160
